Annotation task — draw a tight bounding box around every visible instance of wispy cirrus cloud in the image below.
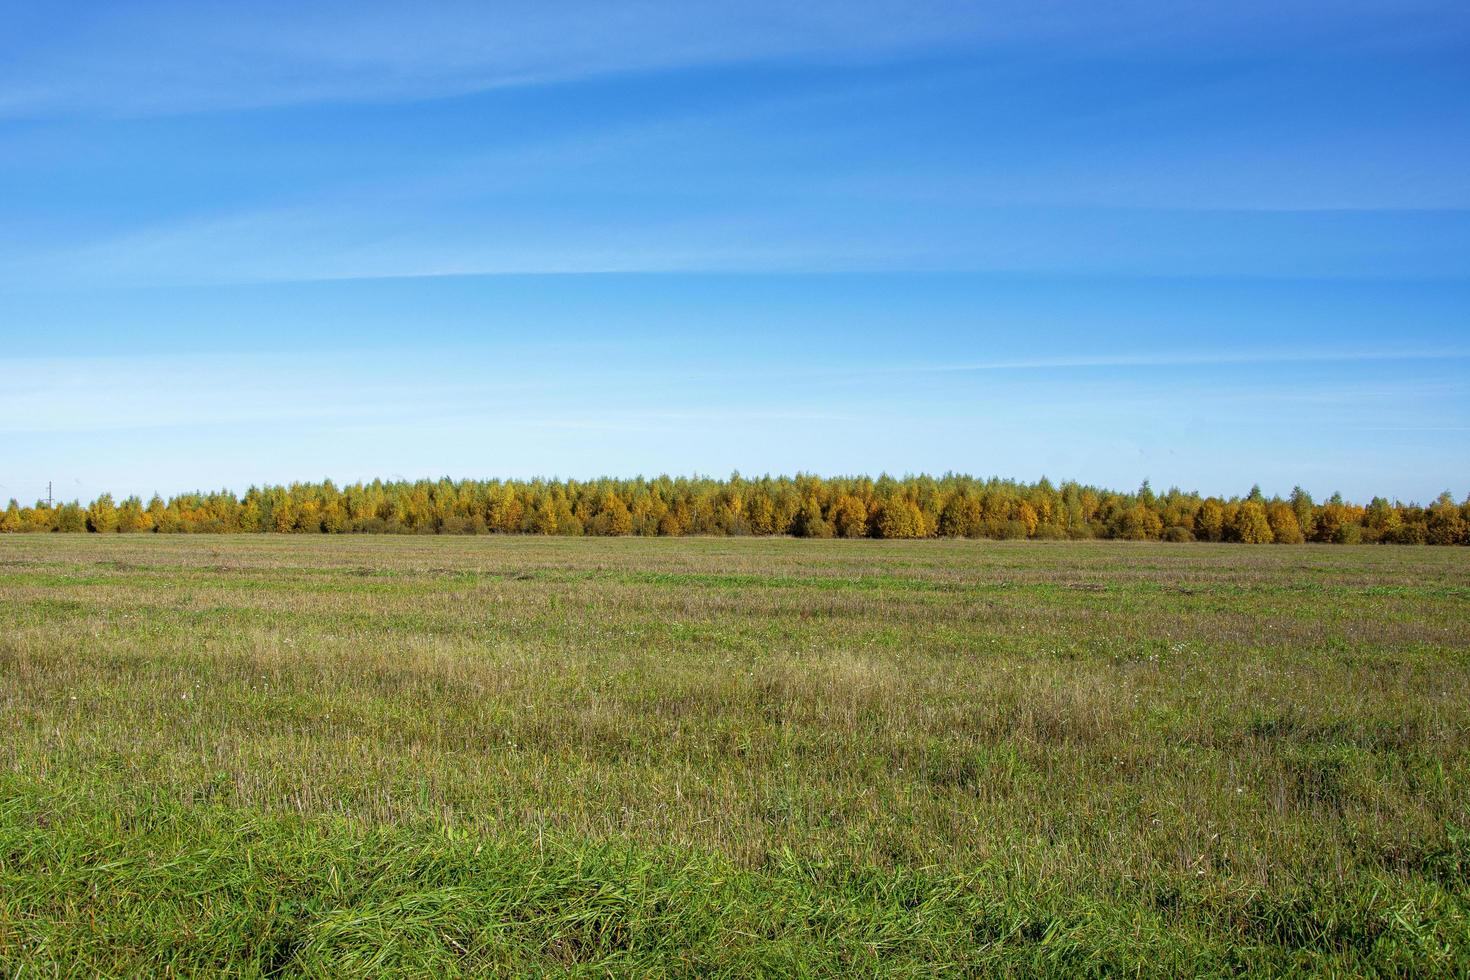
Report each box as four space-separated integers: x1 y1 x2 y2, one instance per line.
4 2 1466 287
0 0 1024 117
902 348 1470 373
10 197 1465 288
2 0 1464 118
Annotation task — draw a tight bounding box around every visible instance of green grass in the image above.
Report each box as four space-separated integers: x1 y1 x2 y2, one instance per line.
2 536 1467 976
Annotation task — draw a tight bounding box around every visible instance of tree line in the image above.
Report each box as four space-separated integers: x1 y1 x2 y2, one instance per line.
2 475 1467 544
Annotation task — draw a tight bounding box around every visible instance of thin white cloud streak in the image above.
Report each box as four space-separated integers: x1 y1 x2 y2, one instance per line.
324 409 860 437
10 196 1468 288
4 1 1457 118
898 349 1470 373
3 348 1462 440
10 345 1463 387
818 172 1470 215
5 49 1467 287
0 1 1029 117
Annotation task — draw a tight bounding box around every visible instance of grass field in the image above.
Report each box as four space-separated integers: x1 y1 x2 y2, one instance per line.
1 536 1467 976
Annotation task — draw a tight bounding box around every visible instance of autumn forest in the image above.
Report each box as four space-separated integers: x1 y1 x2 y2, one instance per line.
4 475 1467 545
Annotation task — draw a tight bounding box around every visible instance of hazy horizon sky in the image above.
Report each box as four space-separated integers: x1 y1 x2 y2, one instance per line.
3 1 1468 504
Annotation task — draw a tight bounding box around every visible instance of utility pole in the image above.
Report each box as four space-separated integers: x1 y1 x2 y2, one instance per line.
47 482 53 508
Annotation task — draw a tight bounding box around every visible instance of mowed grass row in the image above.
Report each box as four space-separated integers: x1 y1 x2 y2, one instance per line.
1 536 1467 976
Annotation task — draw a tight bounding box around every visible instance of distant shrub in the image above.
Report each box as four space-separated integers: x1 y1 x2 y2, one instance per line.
440 515 487 535
989 519 1028 541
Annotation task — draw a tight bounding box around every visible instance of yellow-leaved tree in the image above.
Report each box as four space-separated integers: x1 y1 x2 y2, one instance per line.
1230 501 1274 544
1266 502 1304 544
271 498 298 534
746 493 777 535
831 493 868 538
1194 499 1226 542
86 493 119 533
938 494 981 537
1014 501 1040 537
1118 503 1163 540
530 499 558 535
1428 492 1468 545
791 498 832 538
117 496 153 532
874 496 923 539
146 495 168 531
596 492 633 536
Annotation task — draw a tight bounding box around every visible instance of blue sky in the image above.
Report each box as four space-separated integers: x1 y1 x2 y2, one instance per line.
2 0 1468 504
